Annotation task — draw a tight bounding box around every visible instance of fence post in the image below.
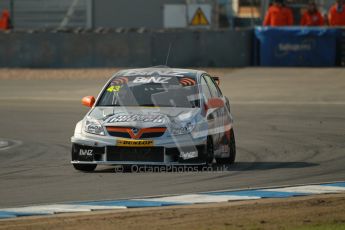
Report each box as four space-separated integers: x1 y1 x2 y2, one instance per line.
10 0 14 27
86 0 93 29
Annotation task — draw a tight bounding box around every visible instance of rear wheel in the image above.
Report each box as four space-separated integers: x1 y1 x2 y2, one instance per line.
216 129 236 165
73 163 97 172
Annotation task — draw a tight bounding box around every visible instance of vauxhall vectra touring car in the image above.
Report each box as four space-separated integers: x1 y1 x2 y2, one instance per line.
71 67 236 172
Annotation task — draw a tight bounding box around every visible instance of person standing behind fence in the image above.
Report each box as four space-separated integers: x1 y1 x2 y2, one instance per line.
301 1 324 26
0 9 12 30
328 0 345 26
263 0 294 26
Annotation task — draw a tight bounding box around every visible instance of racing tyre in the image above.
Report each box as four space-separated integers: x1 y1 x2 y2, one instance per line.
73 163 97 172
205 136 214 165
198 137 214 170
216 129 236 165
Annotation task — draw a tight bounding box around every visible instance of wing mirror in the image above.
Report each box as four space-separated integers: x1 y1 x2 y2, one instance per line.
212 76 220 85
82 96 95 108
207 98 224 109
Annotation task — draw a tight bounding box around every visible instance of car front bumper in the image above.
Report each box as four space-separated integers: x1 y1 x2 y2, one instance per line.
71 132 208 165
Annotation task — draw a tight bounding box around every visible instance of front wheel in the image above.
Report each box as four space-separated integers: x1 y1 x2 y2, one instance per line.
216 128 236 165
73 163 97 172
205 136 214 165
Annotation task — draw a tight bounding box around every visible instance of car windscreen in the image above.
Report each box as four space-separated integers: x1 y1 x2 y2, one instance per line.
97 75 200 108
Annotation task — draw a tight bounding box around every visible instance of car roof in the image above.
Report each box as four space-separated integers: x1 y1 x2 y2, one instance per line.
114 66 206 79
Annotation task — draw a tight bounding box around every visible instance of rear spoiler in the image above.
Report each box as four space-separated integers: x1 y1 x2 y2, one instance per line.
212 76 220 85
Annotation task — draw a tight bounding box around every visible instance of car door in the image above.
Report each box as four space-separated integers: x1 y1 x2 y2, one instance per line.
203 74 227 146
200 75 222 144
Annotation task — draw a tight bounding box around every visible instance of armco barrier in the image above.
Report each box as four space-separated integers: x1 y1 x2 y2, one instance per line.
0 30 252 68
254 27 340 67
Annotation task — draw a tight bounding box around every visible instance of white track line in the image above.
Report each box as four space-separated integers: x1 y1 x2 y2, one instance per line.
136 194 260 204
0 139 22 151
263 185 345 194
1 204 126 214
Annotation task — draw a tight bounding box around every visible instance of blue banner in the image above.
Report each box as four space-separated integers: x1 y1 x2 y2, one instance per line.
255 27 340 67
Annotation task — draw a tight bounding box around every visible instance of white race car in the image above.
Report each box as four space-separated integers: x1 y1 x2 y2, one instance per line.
71 67 236 171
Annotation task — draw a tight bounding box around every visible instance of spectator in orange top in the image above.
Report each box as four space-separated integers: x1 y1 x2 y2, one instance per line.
301 1 324 26
328 0 345 26
0 9 12 30
263 0 294 26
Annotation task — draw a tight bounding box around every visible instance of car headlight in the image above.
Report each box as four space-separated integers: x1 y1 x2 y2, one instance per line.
170 120 196 135
83 117 105 136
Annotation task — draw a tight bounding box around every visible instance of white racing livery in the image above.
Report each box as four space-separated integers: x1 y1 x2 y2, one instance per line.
71 67 236 171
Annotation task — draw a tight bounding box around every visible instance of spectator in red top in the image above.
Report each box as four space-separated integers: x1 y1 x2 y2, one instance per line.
0 9 12 30
328 0 345 26
301 1 324 26
263 0 294 26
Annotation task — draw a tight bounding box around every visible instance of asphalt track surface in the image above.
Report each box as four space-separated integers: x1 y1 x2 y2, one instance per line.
0 68 344 208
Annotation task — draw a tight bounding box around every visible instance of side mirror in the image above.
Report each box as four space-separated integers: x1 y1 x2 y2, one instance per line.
212 76 220 85
207 98 224 109
82 96 95 108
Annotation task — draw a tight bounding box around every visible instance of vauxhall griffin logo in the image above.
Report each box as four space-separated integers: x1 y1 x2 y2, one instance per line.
131 127 140 135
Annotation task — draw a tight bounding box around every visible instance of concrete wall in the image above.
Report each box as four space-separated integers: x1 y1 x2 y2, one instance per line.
0 30 252 68
0 0 10 11
151 30 252 67
93 0 187 29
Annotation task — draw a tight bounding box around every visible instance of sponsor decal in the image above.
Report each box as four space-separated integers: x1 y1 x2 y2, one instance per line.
108 114 165 123
275 39 315 57
122 70 189 77
179 78 196 86
180 151 198 160
278 43 312 52
110 77 129 85
79 149 93 156
116 139 154 147
106 85 122 92
133 77 171 84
